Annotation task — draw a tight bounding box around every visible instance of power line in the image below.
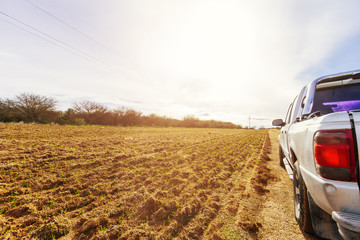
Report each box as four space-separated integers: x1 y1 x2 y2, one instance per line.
0 11 128 77
24 0 132 66
0 16 89 61
0 11 115 70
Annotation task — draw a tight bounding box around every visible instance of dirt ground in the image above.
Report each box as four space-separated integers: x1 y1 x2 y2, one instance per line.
0 124 321 239
258 129 319 240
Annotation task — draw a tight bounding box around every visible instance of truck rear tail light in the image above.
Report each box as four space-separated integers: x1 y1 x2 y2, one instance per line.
314 130 356 181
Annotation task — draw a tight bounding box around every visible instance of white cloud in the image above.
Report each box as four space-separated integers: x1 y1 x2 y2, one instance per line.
1 0 360 127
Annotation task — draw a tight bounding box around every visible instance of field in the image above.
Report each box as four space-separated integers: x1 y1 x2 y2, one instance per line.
0 124 276 239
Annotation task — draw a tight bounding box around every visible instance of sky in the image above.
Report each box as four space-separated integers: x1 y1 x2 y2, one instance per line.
1 0 360 127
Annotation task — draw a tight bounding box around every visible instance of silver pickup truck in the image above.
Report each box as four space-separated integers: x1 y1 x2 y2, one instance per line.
273 70 360 240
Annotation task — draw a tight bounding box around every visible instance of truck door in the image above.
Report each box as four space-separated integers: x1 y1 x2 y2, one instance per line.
285 86 307 162
280 102 294 160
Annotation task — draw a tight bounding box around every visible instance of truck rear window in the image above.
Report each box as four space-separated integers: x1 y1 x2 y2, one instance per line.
312 84 360 114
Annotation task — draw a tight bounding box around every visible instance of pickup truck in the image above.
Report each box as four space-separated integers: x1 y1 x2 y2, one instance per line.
272 70 360 240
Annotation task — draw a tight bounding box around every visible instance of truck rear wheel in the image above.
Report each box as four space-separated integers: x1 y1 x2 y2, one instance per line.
293 162 314 233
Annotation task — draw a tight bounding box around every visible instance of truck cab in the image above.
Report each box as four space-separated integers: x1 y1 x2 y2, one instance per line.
273 70 360 240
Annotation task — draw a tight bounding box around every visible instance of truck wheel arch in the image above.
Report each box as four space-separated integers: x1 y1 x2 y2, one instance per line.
290 149 297 166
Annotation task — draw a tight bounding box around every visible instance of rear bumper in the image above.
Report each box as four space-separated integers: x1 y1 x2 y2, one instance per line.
301 166 360 215
332 211 360 240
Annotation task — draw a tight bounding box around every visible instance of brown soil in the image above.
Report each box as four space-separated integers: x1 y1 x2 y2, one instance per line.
257 129 319 240
0 124 319 239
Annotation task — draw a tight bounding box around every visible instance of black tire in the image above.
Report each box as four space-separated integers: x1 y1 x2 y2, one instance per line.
308 192 342 239
279 146 285 168
293 162 314 233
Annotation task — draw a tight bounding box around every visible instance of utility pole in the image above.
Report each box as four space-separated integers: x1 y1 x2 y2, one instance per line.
249 115 251 129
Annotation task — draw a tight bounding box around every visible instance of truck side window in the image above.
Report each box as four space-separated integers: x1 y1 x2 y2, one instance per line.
285 103 293 124
289 96 299 123
292 86 307 121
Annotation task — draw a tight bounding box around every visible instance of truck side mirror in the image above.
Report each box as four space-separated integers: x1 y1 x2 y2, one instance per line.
272 119 285 127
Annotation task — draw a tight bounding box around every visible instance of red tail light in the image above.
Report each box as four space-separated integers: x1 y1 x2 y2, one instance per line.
314 130 356 181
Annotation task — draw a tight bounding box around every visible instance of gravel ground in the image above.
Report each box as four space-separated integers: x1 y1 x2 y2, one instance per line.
257 129 320 240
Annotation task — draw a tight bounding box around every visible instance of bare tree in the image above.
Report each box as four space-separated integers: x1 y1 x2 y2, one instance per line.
8 93 57 123
111 107 142 126
72 100 110 125
122 108 142 126
72 100 107 114
183 115 200 128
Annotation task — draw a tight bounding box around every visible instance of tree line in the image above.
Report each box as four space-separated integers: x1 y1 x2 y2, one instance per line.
0 93 242 129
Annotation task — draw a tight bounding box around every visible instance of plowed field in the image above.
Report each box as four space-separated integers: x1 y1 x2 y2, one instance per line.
0 124 276 239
